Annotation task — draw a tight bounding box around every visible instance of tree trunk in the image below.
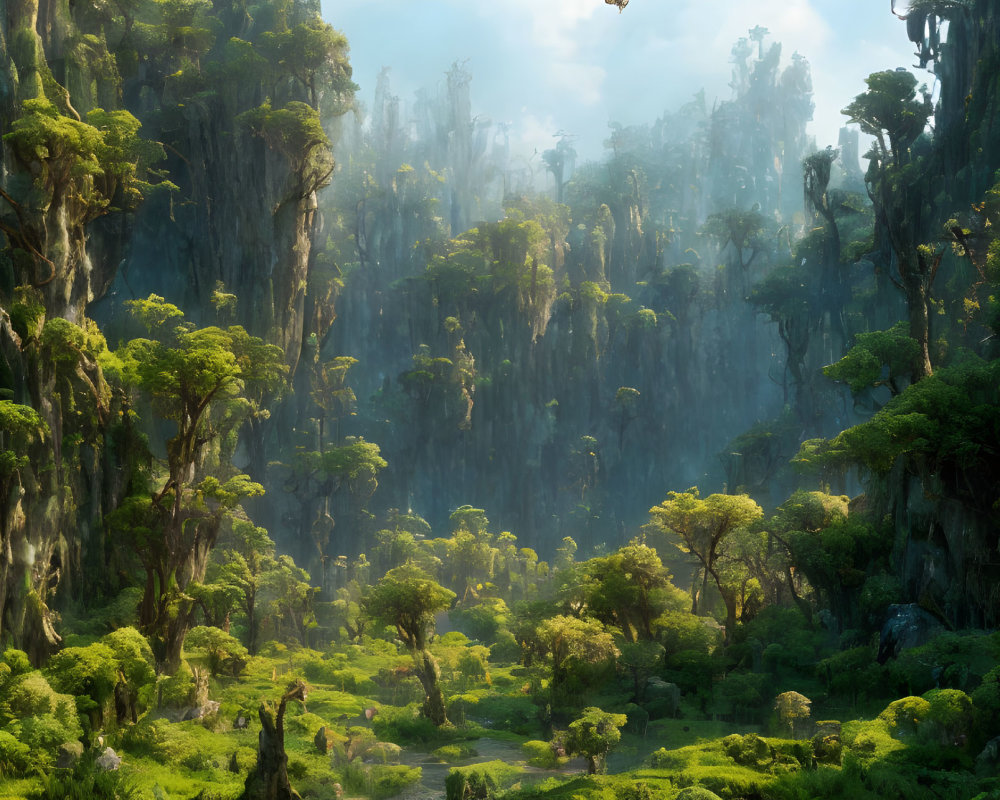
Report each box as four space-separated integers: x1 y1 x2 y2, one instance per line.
240 681 308 800
416 649 448 726
906 280 933 381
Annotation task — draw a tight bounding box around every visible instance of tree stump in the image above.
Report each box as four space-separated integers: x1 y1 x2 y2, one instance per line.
239 680 308 800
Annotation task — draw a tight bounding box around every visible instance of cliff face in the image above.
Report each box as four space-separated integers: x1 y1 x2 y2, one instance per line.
876 2 1000 630
0 0 348 656
280 40 817 565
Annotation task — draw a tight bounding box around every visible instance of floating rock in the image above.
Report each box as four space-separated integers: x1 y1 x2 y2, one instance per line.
96 747 122 771
55 741 84 769
877 604 946 663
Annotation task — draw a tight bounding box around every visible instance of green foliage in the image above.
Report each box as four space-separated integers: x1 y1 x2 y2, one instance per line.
0 401 48 478
522 740 561 768
879 696 930 737
157 661 196 708
3 98 163 217
100 626 156 709
1 650 32 678
450 598 511 644
842 70 932 160
972 665 1000 740
370 704 440 745
33 756 144 800
823 322 920 395
186 626 248 676
363 563 456 651
830 357 1000 480
238 100 333 192
581 542 674 641
0 671 81 767
925 688 973 742
0 730 31 777
433 743 478 763
564 707 627 774
44 643 118 706
445 760 521 800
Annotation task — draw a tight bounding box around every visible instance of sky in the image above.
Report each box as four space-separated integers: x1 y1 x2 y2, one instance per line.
320 0 926 163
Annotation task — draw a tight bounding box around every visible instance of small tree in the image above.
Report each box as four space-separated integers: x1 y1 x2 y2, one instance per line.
363 564 455 725
564 707 627 774
647 489 763 639
535 615 618 702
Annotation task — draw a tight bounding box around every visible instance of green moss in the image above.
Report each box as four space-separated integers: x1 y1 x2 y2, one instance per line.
445 760 521 800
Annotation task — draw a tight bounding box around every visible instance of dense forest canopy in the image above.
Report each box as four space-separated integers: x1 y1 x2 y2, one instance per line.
2 1 1000 799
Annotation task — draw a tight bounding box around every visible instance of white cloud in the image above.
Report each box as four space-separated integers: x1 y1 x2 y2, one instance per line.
475 0 604 106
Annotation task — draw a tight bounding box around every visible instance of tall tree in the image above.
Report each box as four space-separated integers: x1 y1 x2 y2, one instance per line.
843 70 936 381
115 294 286 669
362 563 455 725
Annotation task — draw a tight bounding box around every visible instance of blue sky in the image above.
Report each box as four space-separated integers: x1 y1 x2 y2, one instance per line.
320 1 925 162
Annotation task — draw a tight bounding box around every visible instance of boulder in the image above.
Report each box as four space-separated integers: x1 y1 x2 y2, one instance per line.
96 747 122 771
182 700 221 722
976 735 1000 776
644 677 681 718
55 741 84 769
877 604 945 663
364 742 402 764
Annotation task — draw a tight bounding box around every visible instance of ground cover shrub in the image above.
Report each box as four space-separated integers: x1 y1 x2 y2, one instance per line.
157 661 197 708
471 694 541 736
0 731 30 777
186 627 249 677
35 757 144 800
0 670 81 768
372 703 441 745
445 760 521 800
522 740 561 768
343 759 421 799
435 743 479 762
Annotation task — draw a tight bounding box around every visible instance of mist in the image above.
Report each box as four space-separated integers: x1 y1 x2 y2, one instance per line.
323 0 920 162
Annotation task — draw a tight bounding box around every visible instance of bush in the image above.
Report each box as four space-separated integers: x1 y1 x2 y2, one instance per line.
445 761 521 800
372 704 439 745
0 729 31 776
674 789 723 800
44 644 118 707
35 757 144 800
522 740 560 768
878 696 929 737
0 671 81 765
186 626 249 676
925 688 973 744
434 744 478 763
470 694 539 736
370 764 422 799
722 733 773 769
157 661 196 708
2 649 32 677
